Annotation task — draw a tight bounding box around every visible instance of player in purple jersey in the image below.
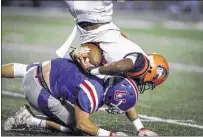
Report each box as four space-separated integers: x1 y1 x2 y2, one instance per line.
2 57 157 136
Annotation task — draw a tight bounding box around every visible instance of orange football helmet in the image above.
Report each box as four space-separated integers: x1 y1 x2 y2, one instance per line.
131 53 169 93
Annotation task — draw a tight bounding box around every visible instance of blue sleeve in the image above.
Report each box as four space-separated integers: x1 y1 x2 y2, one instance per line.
77 79 103 114
77 90 92 113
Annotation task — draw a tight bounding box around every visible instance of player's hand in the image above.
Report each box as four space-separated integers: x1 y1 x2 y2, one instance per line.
112 132 128 136
77 57 93 71
138 128 158 136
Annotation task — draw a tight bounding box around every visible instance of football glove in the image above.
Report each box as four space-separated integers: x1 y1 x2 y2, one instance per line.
138 128 158 136
69 47 90 60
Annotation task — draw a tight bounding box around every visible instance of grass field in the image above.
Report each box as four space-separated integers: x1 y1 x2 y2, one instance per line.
1 7 203 136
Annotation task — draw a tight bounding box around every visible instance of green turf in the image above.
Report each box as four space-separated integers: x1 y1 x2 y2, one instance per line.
1 96 71 136
2 95 203 136
127 37 203 66
121 29 203 66
2 15 74 26
136 71 203 125
122 27 203 41
2 11 203 136
2 15 203 65
2 15 74 46
92 111 203 136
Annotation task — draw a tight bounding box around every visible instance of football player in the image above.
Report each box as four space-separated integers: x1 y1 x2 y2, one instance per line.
65 1 169 94
2 46 158 136
65 1 151 78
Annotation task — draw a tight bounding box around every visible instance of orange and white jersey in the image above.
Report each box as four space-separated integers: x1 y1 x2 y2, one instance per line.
66 1 148 66
66 1 113 24
99 32 148 65
77 22 147 65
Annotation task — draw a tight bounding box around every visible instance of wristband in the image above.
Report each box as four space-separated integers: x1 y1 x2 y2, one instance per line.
97 128 112 136
132 117 144 131
139 127 147 131
90 68 100 75
13 63 28 78
109 130 113 136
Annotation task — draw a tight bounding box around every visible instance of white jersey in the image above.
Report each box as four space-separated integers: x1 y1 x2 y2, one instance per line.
66 1 147 65
66 1 113 23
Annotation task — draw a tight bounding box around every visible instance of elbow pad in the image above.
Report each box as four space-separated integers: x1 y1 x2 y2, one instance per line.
125 53 150 78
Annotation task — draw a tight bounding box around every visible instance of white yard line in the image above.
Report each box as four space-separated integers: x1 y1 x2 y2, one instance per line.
139 115 203 129
98 107 203 130
2 90 203 130
2 90 25 98
169 62 203 73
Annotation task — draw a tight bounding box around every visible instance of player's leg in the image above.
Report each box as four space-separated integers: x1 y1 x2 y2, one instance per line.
3 64 73 132
36 91 76 128
22 64 76 129
3 104 72 133
26 90 76 132
3 64 46 130
1 63 28 78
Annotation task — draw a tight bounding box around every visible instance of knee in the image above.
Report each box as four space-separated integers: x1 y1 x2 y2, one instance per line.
48 99 63 113
48 100 76 126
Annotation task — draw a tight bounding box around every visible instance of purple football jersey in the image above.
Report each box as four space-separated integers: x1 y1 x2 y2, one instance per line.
49 58 104 113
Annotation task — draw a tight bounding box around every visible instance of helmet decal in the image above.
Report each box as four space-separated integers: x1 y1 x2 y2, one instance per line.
153 65 168 81
103 76 138 115
114 90 127 103
156 65 168 78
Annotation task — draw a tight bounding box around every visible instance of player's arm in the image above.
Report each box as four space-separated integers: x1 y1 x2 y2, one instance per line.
125 107 158 136
125 107 143 130
81 53 147 77
75 92 128 136
74 104 113 136
2 63 28 78
89 52 147 76
74 55 134 75
70 45 146 76
75 81 116 136
88 58 134 75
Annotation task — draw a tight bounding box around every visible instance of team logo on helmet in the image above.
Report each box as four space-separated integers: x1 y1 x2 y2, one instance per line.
153 65 168 80
114 90 127 103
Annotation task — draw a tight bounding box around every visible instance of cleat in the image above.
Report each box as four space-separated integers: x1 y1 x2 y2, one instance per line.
3 104 33 131
3 117 15 131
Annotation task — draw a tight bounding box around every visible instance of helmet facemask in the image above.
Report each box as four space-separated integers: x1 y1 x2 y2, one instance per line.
133 76 155 94
105 100 126 115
